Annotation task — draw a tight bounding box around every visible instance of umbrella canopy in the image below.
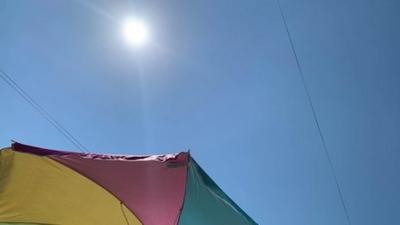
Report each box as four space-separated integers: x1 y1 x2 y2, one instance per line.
0 142 257 225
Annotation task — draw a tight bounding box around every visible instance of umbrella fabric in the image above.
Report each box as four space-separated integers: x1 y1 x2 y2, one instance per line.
0 142 257 225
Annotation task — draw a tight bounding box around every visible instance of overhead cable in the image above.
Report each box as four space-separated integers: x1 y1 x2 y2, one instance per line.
0 69 88 152
275 1 352 224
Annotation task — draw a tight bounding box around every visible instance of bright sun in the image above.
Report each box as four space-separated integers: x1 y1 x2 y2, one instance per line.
122 18 149 46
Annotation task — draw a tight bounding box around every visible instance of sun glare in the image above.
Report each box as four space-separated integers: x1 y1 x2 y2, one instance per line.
122 18 149 46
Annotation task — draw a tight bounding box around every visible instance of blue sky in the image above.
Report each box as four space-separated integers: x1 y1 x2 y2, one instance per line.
1 0 400 224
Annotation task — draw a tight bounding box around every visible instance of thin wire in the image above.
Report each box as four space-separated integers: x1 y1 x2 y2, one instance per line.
0 69 88 152
275 1 352 224
120 202 131 225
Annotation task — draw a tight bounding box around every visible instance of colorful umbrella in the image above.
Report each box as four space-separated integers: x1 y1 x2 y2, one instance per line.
0 142 257 225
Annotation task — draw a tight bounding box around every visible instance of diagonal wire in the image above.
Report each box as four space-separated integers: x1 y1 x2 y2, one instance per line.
0 69 88 152
275 0 352 224
120 202 131 225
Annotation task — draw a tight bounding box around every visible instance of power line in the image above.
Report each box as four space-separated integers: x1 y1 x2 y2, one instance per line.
120 202 131 225
0 69 88 152
275 1 352 224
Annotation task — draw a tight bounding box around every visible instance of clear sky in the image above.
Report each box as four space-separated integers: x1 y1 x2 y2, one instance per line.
1 0 400 224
